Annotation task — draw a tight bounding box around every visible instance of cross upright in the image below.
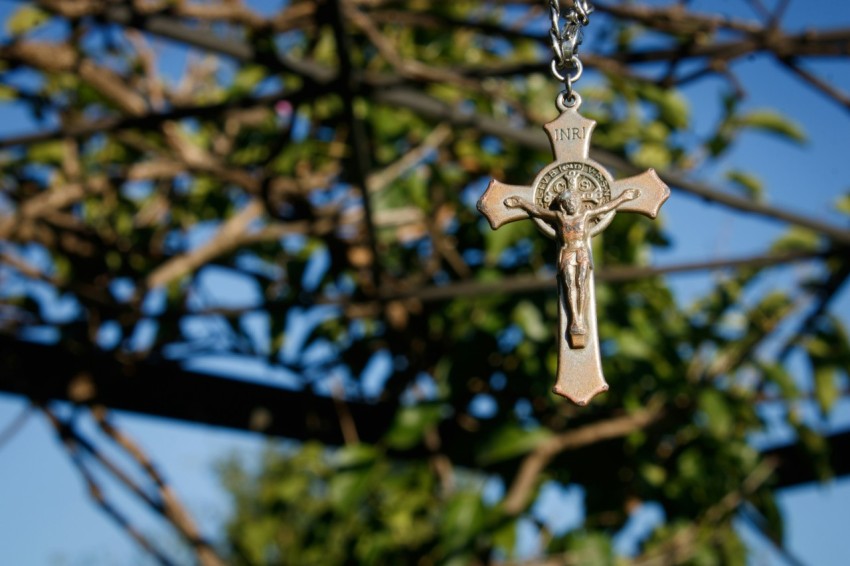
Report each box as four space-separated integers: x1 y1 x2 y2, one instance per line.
477 99 670 405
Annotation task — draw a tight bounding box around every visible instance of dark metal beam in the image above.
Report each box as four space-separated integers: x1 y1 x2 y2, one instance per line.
764 430 850 489
0 335 396 444
1 335 847 489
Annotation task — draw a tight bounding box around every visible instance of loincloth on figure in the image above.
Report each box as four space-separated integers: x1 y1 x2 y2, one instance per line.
559 246 591 270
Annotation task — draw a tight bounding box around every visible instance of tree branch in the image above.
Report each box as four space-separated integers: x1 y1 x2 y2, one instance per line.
40 406 176 566
90 406 226 566
503 402 664 515
145 199 262 288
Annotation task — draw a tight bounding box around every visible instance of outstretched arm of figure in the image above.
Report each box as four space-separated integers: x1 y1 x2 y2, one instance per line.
504 197 559 222
589 188 640 217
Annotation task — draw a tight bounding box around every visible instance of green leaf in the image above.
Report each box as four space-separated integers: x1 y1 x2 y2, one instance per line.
706 132 733 157
632 141 672 170
28 140 64 164
698 389 733 438
657 90 690 129
231 64 267 96
812 359 839 414
771 227 821 253
512 300 547 342
804 321 846 414
385 404 444 450
643 121 670 144
761 362 799 399
476 423 551 465
640 462 667 487
638 83 690 129
0 84 17 101
275 472 310 503
707 524 747 565
483 220 532 263
335 443 379 469
440 492 486 551
676 448 703 482
329 467 371 512
492 519 518 557
6 5 50 36
617 330 653 360
558 531 615 566
726 170 764 201
733 110 806 143
835 192 850 216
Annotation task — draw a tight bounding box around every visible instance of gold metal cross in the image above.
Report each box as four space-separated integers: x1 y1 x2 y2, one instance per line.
478 100 670 405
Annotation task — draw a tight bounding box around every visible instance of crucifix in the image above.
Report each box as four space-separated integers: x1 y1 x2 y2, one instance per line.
476 2 669 406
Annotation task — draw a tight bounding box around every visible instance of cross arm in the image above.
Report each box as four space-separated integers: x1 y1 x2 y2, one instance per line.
610 169 670 219
477 179 536 230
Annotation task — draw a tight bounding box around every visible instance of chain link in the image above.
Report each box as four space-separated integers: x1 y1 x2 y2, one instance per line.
549 0 593 108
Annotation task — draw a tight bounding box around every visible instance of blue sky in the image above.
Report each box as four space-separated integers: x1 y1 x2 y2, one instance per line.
1 0 850 564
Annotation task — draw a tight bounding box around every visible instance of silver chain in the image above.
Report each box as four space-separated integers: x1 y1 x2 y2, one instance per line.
549 0 593 109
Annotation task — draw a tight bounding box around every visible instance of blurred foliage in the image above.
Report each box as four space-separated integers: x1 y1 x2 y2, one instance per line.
1 1 849 565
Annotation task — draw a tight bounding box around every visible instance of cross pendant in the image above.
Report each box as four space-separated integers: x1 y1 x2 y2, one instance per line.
477 100 670 405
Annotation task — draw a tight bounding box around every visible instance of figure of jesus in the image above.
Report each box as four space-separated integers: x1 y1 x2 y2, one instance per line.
505 187 639 345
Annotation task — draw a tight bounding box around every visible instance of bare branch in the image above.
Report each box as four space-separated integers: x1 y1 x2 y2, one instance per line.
367 123 452 193
90 406 226 566
146 199 264 289
40 406 175 566
0 403 31 453
503 403 664 515
780 58 850 111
